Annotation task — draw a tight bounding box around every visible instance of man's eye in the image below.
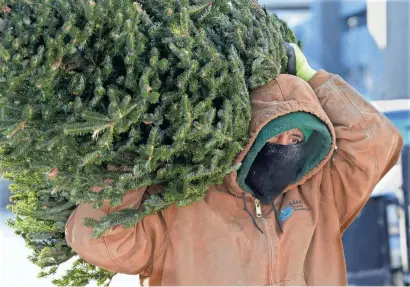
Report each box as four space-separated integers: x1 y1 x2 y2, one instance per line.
291 138 300 144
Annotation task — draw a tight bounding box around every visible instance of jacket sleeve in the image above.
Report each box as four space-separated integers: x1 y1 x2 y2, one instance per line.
309 70 403 232
65 187 168 274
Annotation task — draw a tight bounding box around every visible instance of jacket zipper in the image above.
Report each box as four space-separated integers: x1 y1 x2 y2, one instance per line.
254 199 262 218
254 199 274 285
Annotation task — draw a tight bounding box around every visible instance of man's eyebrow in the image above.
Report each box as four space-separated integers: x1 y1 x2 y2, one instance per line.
291 132 304 139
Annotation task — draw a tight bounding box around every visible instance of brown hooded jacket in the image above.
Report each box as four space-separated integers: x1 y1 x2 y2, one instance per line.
66 71 403 286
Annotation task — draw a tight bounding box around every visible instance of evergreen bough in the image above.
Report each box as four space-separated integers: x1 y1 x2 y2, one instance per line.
0 0 296 285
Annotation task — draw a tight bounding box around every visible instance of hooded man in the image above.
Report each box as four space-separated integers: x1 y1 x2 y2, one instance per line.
65 44 403 286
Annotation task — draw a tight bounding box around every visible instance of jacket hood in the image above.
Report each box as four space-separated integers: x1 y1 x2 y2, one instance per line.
224 74 336 200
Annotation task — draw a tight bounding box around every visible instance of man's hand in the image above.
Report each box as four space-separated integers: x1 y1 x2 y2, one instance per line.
285 42 317 82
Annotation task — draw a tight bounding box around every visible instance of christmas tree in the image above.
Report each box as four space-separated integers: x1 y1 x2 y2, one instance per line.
0 0 296 285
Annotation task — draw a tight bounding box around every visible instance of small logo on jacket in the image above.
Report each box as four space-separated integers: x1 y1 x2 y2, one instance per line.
278 206 294 222
289 199 311 211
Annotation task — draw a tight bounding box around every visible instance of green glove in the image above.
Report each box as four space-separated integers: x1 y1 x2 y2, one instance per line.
285 42 317 82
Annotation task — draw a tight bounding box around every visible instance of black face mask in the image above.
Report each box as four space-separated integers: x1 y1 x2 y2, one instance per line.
245 142 307 204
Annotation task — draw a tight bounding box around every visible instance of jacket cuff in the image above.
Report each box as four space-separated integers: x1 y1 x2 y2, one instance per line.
308 70 334 90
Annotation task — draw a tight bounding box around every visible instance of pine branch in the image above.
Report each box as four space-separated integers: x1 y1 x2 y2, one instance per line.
0 0 296 285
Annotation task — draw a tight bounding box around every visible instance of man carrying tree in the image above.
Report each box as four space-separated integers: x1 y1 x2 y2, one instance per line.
66 43 402 285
